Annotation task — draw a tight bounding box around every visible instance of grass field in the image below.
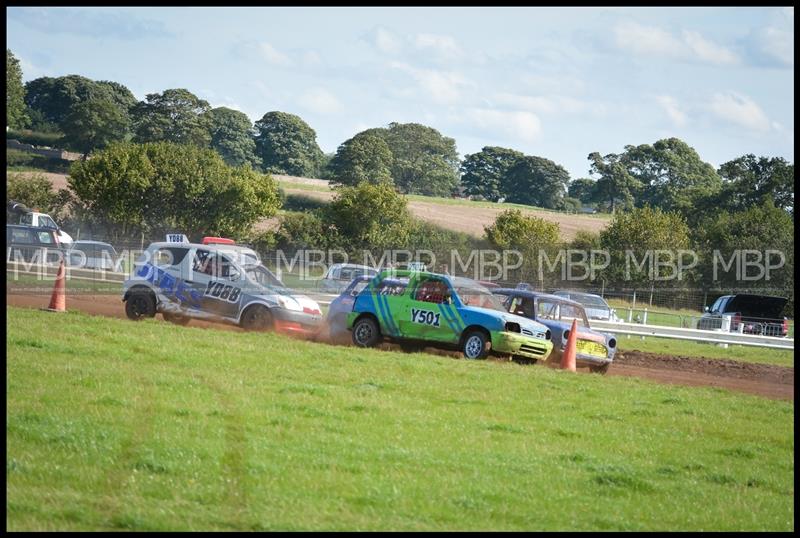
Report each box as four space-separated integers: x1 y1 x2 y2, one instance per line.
616 335 794 367
7 307 794 531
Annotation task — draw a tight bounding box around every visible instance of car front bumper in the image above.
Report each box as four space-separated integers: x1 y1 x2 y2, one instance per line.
492 331 553 360
272 308 323 337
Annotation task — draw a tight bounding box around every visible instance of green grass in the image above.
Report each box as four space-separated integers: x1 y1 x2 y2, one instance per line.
7 306 794 531
617 336 794 367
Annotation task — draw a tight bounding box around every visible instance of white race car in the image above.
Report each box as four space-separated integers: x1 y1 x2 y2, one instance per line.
122 234 323 336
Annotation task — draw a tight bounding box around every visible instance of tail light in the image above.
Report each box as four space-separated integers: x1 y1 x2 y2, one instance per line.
303 306 322 316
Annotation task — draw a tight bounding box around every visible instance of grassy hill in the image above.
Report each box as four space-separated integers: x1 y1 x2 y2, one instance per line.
7 307 793 531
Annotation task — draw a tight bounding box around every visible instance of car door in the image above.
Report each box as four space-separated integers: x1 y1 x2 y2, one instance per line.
193 250 243 319
401 276 457 343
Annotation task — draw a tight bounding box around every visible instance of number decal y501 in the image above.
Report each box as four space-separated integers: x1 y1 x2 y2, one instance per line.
411 308 440 327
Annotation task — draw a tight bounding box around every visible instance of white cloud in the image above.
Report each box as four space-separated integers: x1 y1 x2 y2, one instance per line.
655 95 688 127
259 42 292 66
710 92 771 132
297 88 344 115
302 51 322 66
373 27 402 55
493 92 600 117
614 21 739 66
745 25 793 68
461 108 543 144
682 30 738 66
391 62 470 104
414 33 462 60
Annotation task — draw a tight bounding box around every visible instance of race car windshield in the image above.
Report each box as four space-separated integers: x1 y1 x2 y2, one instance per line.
245 264 287 291
456 287 506 312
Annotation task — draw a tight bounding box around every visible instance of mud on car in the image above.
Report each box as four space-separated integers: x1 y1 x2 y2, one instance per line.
346 269 554 361
122 235 323 336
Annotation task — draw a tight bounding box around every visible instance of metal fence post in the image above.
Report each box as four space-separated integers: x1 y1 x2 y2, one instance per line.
640 308 648 340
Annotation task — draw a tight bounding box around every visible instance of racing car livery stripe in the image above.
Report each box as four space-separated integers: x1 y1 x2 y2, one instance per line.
437 303 459 334
443 303 464 333
370 292 392 335
379 293 400 336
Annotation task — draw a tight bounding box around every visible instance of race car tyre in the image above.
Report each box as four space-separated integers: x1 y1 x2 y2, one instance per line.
125 290 156 321
352 316 381 348
163 312 191 326
462 329 489 360
239 305 273 331
589 363 610 375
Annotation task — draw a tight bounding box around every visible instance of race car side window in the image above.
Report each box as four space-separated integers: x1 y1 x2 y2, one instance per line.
215 253 241 281
154 247 189 268
192 250 213 275
375 279 407 296
414 278 450 304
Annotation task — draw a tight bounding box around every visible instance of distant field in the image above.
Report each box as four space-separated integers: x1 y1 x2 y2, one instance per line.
7 307 794 531
9 170 609 241
275 175 610 241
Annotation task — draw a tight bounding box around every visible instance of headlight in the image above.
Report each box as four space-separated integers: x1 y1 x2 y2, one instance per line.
277 296 302 311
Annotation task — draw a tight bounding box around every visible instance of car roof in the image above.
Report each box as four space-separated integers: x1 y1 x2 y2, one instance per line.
492 288 585 309
71 240 114 246
7 224 59 233
147 241 256 253
554 290 604 300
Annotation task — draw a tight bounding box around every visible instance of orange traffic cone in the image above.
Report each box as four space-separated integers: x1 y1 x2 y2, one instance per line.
561 318 577 372
44 259 66 312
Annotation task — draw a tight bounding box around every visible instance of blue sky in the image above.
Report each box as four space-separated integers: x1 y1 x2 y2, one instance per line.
6 6 794 179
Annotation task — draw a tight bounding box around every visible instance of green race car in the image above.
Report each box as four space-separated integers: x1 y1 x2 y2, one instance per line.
347 270 554 361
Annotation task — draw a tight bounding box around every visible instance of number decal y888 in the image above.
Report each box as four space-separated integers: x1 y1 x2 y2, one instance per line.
411 308 440 327
205 281 241 303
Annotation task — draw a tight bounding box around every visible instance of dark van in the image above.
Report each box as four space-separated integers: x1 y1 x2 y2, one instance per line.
697 294 789 337
6 224 65 265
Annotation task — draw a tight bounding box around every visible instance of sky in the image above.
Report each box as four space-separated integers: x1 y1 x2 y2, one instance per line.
6 6 794 179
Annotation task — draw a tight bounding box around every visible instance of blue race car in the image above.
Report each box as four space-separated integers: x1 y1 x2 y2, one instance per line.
493 288 617 374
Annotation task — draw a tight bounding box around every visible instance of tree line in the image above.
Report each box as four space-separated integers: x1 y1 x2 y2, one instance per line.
6 48 795 228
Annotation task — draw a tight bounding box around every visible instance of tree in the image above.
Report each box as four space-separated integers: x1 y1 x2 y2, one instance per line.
567 178 597 205
459 146 523 201
714 155 794 216
692 200 793 305
324 182 413 253
587 152 640 212
502 155 570 209
60 98 131 157
484 208 562 284
204 107 261 168
623 138 721 215
24 75 132 131
377 122 460 196
68 142 281 240
253 111 325 177
599 206 692 288
6 172 71 222
328 130 393 186
132 88 212 147
6 49 28 129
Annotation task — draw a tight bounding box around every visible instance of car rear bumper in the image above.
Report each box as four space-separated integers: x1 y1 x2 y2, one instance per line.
492 331 553 360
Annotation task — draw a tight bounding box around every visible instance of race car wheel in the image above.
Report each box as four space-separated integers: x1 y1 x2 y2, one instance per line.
590 363 610 375
240 305 273 331
462 330 489 360
125 290 156 321
163 312 191 326
352 316 381 348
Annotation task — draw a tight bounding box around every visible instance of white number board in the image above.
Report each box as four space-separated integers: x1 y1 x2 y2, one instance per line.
166 233 189 244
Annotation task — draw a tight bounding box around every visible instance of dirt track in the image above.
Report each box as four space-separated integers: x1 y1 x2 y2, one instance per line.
7 290 793 401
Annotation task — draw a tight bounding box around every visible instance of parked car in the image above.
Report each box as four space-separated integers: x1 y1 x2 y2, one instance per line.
319 263 378 294
6 224 64 265
347 269 553 361
7 200 73 245
552 290 622 322
122 234 323 335
697 294 789 337
67 240 119 271
493 289 617 373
